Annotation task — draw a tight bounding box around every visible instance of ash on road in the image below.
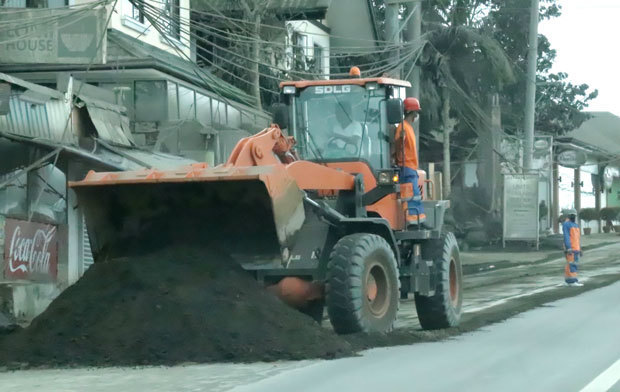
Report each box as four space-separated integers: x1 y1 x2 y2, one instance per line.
0 246 352 368
1 243 619 370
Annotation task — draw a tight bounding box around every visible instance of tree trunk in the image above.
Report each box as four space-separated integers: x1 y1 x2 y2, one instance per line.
441 86 452 198
250 12 262 111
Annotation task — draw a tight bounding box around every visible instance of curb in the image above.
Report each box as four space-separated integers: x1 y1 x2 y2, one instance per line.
461 241 617 276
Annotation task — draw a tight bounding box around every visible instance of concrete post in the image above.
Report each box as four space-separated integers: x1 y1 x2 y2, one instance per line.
552 161 559 234
384 2 401 78
574 168 581 213
523 0 539 172
595 171 602 233
67 164 81 285
405 1 422 153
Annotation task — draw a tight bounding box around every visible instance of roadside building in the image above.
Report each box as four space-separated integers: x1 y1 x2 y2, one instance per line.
193 0 334 111
0 0 272 323
555 112 620 233
0 72 196 323
0 0 271 166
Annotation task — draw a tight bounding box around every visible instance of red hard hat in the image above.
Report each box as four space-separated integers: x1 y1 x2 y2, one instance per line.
404 97 421 112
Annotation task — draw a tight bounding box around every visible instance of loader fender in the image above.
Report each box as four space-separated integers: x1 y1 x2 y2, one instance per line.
340 219 400 262
303 197 400 276
319 218 401 272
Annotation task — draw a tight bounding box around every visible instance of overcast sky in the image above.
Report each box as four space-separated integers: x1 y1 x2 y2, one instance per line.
539 0 619 116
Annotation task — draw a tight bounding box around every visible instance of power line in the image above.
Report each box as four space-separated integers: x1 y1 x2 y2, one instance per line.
139 0 427 50
137 0 423 82
140 4 420 98
134 0 262 107
146 0 400 45
182 16 408 60
133 0 412 55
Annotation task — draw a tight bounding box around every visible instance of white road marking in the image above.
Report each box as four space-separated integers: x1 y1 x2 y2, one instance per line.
580 358 620 392
463 286 555 314
462 269 618 315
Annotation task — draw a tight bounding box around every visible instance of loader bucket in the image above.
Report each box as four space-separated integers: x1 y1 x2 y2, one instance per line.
70 165 305 266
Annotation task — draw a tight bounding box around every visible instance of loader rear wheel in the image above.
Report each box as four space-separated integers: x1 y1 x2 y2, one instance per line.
326 233 399 334
415 232 463 330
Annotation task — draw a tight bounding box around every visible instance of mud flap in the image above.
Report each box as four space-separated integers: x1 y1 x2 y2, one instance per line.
414 259 435 296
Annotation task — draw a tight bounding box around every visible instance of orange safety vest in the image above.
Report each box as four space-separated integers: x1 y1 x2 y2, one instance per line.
395 120 419 170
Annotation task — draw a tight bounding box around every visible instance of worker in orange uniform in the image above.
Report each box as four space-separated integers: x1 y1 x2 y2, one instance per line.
395 97 426 226
562 209 583 286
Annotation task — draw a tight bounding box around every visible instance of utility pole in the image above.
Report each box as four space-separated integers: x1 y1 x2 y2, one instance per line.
384 1 401 78
552 161 559 234
523 0 539 172
574 168 581 213
405 1 421 98
405 0 422 151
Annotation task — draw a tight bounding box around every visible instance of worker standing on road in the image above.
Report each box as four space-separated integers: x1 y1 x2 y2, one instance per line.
562 209 583 287
395 97 425 225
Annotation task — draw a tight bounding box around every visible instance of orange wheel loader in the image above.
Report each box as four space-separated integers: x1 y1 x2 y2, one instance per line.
69 73 463 334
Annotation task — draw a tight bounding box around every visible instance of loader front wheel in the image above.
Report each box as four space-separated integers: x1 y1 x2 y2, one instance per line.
415 232 463 330
326 233 399 334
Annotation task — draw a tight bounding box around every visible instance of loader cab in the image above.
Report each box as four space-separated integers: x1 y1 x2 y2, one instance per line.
278 77 409 171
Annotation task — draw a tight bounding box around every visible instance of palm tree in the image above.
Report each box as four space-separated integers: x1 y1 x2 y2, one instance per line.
416 3 515 198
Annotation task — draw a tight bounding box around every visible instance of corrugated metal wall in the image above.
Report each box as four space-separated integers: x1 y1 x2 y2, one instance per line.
81 213 94 274
0 94 71 142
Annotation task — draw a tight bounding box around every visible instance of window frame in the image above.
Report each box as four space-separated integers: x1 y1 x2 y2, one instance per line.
162 0 181 41
313 43 323 74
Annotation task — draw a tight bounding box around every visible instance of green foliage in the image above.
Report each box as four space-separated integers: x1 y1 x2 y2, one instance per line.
196 0 599 133
416 2 516 163
486 0 598 136
578 208 599 225
600 207 620 223
535 73 598 136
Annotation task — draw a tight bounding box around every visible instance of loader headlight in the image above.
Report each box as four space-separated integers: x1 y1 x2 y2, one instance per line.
378 170 398 185
282 86 297 95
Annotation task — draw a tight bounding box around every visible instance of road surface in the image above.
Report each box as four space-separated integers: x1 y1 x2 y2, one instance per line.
396 241 620 329
1 244 619 391
233 281 620 392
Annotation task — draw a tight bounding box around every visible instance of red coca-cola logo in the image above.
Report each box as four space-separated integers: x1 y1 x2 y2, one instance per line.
4 218 57 280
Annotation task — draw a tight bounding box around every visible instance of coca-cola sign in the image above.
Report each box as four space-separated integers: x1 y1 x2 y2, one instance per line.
4 218 58 281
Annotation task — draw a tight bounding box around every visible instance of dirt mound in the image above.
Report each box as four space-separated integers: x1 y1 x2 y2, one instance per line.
0 247 352 368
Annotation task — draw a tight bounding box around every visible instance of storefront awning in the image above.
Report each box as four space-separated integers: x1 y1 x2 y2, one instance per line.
76 94 134 147
0 132 195 174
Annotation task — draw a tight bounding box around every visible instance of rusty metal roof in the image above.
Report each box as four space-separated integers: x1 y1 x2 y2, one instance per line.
0 72 63 100
0 131 196 172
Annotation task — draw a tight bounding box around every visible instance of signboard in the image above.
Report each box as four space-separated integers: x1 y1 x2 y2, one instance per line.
4 218 58 281
503 174 539 248
557 149 587 169
534 138 550 150
0 8 106 64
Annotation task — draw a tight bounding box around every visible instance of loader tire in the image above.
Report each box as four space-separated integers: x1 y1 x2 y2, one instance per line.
326 233 399 334
415 232 463 330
